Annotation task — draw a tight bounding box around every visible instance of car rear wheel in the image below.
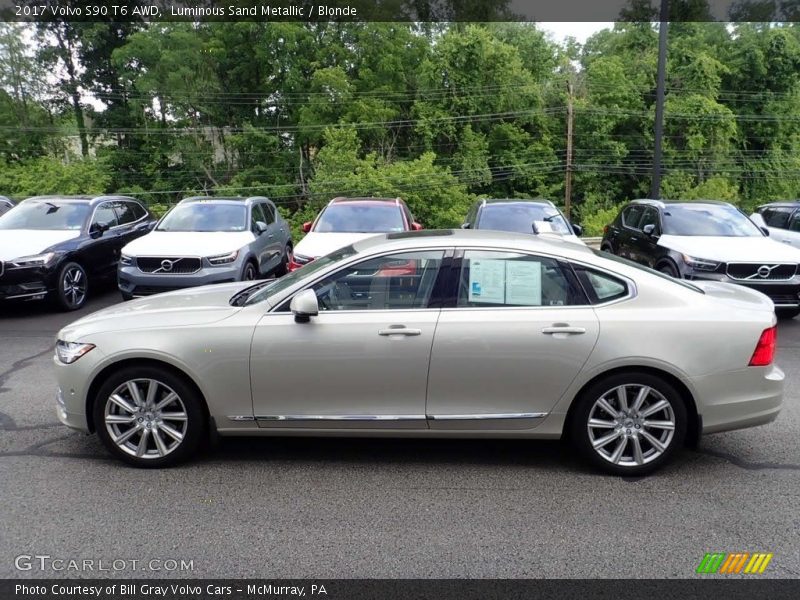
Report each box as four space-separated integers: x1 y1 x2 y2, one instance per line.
600 243 614 254
93 366 206 468
776 307 800 320
570 372 687 476
55 261 88 311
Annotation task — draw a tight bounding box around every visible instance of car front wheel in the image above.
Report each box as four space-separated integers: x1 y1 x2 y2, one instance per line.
93 366 206 468
55 261 88 311
571 372 687 476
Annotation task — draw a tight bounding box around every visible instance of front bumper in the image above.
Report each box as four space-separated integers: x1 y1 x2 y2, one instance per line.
693 364 784 434
0 264 54 300
683 270 800 308
118 262 242 297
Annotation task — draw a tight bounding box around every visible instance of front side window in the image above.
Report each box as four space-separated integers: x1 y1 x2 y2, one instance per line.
314 203 406 233
0 201 90 231
250 204 267 230
762 207 794 229
638 208 660 233
157 203 247 232
262 203 276 225
310 251 444 311
93 204 120 229
457 250 585 308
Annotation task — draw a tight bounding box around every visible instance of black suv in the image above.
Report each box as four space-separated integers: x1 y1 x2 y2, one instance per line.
602 199 800 318
0 195 155 310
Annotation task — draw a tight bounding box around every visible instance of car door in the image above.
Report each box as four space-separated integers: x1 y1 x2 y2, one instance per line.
261 201 284 267
248 203 271 274
618 205 646 263
425 249 599 429
629 207 660 267
84 202 121 278
249 250 446 428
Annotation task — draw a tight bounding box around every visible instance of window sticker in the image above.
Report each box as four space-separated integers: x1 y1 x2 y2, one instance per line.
533 220 554 233
468 259 506 304
506 261 542 305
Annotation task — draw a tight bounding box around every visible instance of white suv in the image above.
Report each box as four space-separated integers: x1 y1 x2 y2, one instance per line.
751 202 800 249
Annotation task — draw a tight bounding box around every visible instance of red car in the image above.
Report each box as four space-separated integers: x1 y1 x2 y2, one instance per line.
289 197 422 271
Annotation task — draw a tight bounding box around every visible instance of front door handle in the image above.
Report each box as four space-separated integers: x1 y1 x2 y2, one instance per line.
378 327 422 337
541 325 586 335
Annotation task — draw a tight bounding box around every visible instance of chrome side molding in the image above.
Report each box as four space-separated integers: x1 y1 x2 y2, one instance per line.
228 413 547 423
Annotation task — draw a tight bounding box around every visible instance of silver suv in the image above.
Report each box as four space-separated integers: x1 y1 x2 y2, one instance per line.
118 196 292 299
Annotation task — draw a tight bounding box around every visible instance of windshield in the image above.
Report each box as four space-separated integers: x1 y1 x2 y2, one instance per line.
0 201 90 230
592 249 704 294
157 203 247 232
662 204 763 237
477 204 572 235
242 245 359 306
314 204 405 233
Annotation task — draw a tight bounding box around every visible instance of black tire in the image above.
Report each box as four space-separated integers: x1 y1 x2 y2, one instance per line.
776 307 800 320
570 371 687 476
274 245 292 277
93 365 206 468
600 242 614 254
120 291 134 301
241 260 258 281
54 261 88 311
657 261 679 278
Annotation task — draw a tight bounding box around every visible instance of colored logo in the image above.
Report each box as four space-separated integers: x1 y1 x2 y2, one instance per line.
696 552 773 574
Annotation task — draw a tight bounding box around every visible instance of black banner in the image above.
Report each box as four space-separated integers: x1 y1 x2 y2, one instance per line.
2 580 800 600
1 0 800 23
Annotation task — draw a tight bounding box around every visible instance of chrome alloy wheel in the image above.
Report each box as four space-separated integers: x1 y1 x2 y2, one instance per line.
586 384 676 467
104 379 188 459
62 266 87 307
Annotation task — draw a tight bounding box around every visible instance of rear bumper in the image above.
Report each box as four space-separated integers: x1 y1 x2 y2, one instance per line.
693 364 784 434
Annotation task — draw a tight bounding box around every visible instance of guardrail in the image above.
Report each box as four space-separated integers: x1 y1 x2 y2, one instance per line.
582 236 602 249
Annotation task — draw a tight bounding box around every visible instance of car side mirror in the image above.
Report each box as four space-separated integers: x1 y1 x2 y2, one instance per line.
571 223 583 236
642 223 658 237
760 226 770 236
89 222 110 238
302 221 312 233
461 223 471 229
411 222 423 231
255 221 267 235
290 289 319 323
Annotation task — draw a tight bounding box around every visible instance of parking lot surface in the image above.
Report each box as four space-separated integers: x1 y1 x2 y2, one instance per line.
1 289 799 579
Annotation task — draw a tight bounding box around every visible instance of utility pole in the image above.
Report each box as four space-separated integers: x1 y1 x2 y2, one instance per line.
651 0 669 199
564 79 574 220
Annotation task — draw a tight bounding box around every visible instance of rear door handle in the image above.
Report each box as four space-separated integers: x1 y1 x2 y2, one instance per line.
379 327 422 337
541 326 586 335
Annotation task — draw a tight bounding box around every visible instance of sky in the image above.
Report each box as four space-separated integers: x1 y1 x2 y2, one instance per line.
538 22 615 44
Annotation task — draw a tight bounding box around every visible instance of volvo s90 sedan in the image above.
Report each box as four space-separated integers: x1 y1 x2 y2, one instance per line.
55 230 782 475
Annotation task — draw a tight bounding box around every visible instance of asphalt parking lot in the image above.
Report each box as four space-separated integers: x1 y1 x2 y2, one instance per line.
1 288 799 579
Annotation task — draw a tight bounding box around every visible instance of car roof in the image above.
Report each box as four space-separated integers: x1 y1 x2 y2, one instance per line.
350 228 594 258
21 195 138 205
178 196 268 205
757 201 800 209
329 197 404 206
629 199 735 210
479 198 557 207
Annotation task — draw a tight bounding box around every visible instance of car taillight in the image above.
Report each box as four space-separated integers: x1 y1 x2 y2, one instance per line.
749 326 777 366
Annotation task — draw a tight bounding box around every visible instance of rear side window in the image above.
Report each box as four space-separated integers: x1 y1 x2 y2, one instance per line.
573 265 629 304
114 201 142 225
622 205 645 229
762 208 794 229
788 212 800 232
456 250 587 307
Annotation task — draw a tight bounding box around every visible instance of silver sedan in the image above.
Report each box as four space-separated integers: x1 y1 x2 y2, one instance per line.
54 230 783 475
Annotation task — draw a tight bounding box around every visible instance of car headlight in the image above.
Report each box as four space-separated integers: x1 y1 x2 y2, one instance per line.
120 253 133 266
12 252 57 268
207 250 239 265
55 341 95 364
293 253 312 265
682 254 721 271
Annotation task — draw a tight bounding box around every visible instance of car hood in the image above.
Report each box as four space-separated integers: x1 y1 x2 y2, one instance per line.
58 281 253 341
122 231 255 257
294 232 384 258
658 235 800 263
0 229 80 261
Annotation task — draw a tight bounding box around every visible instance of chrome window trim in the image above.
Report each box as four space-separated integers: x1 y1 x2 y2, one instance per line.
88 199 149 232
